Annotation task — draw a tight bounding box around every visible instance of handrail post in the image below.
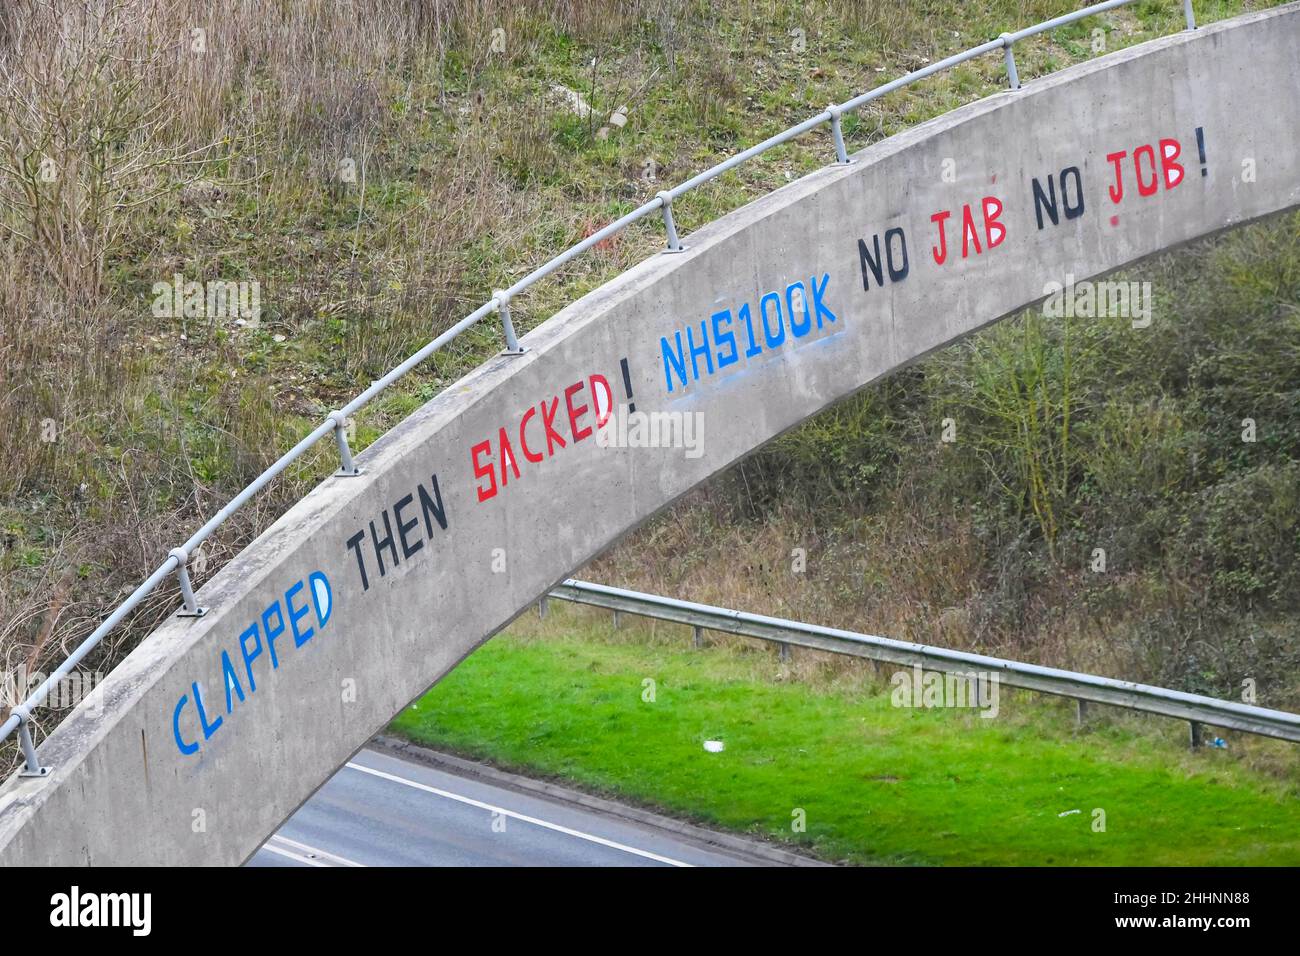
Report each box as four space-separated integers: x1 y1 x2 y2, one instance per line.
330 411 362 476
1001 34 1021 90
16 714 49 777
169 548 207 617
1183 0 1196 30
493 290 526 355
656 191 684 253
827 105 850 165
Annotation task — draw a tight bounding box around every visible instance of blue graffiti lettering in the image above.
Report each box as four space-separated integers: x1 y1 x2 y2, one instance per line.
660 272 838 394
172 569 334 756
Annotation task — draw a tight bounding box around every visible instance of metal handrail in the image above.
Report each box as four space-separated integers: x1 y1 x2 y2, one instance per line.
0 0 1199 773
547 580 1300 745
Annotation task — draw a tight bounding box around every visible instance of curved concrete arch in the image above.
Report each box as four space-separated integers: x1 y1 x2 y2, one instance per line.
2 5 1297 865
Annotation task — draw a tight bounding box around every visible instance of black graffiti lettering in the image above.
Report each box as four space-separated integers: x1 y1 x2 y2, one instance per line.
1061 166 1085 220
418 474 448 535
1032 175 1058 230
394 493 423 560
858 227 909 290
369 511 399 578
859 237 884 289
884 228 909 281
347 472 450 593
346 530 369 591
1032 166 1086 231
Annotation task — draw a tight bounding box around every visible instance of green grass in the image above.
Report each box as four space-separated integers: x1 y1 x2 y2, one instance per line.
391 606 1300 866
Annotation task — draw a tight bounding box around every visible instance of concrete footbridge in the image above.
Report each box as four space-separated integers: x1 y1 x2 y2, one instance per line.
1 2 1297 865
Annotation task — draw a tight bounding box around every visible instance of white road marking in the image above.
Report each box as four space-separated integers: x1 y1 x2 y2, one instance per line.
261 842 327 867
264 833 366 868
345 761 692 867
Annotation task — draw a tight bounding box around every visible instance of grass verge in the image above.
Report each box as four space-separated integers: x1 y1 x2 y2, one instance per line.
391 604 1300 866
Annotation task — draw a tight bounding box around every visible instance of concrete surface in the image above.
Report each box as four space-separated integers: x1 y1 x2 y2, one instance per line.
249 746 797 867
1 5 1297 865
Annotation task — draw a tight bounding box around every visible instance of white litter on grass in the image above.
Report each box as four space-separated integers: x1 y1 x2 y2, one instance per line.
1058 809 1081 817
703 740 725 753
551 83 594 119
552 83 631 140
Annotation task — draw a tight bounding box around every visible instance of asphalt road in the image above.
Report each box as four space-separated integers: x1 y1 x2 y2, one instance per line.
248 747 776 867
